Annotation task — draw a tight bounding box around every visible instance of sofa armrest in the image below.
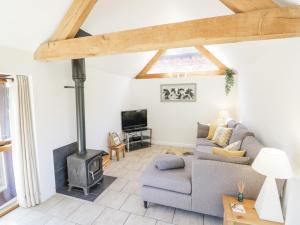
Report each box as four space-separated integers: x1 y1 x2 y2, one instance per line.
191 159 265 217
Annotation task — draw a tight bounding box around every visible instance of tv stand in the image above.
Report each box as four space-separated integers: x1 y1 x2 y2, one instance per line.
123 127 152 152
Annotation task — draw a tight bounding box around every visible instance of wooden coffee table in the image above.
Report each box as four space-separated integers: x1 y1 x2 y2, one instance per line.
223 195 283 225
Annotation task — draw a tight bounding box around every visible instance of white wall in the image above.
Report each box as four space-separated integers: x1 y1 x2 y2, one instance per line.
0 46 76 201
129 77 238 147
207 37 300 225
85 64 131 150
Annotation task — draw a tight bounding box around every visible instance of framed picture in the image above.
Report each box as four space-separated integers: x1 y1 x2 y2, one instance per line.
160 83 197 102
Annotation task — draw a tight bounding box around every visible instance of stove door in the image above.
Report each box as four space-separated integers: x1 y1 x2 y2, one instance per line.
87 155 103 186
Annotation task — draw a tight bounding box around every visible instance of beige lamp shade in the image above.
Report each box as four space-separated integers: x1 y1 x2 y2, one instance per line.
252 148 293 179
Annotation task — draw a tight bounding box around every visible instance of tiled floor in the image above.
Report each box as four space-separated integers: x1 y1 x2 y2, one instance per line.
0 145 223 225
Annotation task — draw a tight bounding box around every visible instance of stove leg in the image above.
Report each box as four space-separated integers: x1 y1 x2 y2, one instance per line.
68 185 73 192
144 201 148 209
83 187 89 195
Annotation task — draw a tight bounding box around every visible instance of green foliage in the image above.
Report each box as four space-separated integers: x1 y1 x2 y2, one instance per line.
225 68 235 96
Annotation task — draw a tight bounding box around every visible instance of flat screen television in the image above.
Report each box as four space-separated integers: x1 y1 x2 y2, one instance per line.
121 109 147 130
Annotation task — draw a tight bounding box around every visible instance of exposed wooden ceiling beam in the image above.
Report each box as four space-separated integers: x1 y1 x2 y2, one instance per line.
50 0 97 41
35 6 300 61
220 0 279 13
196 46 226 69
135 50 165 78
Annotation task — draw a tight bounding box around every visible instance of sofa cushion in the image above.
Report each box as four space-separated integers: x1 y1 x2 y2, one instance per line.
241 136 264 162
195 145 213 154
229 124 254 145
140 154 192 194
197 123 209 138
227 120 239 128
197 152 251 165
194 145 214 154
196 138 218 147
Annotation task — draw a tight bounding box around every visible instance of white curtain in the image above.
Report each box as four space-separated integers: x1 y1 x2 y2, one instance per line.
16 75 40 207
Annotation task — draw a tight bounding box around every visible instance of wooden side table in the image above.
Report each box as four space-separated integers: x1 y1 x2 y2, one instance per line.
223 195 284 225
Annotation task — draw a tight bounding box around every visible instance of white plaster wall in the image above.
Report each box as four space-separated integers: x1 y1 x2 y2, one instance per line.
129 77 238 147
85 64 131 151
206 37 300 225
0 46 76 201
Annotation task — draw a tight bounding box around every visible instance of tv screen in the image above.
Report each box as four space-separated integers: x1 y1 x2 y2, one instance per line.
121 109 147 130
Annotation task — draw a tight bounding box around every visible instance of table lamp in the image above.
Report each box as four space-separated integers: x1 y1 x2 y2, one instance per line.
252 148 293 223
217 110 230 125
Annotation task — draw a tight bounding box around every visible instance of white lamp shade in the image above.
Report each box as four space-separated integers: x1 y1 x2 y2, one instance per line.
217 110 230 125
252 148 293 179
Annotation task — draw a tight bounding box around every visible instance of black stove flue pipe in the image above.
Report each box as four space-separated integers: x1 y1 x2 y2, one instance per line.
72 58 87 156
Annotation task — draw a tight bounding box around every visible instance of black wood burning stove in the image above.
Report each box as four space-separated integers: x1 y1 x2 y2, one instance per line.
67 150 103 195
67 58 103 195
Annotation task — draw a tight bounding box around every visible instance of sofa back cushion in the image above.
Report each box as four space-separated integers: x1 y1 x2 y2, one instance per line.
227 120 239 128
241 136 264 162
229 123 254 145
197 123 209 138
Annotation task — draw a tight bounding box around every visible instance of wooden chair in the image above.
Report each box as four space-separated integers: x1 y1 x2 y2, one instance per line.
108 132 126 161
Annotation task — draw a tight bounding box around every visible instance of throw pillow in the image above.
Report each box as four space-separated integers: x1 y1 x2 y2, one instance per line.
197 152 251 165
212 127 233 147
207 123 217 140
212 147 246 157
197 122 209 138
155 157 185 170
110 132 121 146
224 141 242 151
207 124 226 140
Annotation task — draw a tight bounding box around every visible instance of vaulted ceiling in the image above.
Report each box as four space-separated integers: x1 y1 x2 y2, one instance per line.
1 0 299 77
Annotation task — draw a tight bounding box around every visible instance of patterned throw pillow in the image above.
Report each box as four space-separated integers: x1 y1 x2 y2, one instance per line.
212 127 233 147
224 141 242 151
207 124 226 140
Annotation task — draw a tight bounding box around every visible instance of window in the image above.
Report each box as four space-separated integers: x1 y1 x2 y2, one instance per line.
148 47 218 74
136 46 226 79
0 81 16 210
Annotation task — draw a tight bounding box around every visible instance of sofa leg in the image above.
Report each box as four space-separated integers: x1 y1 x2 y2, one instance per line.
144 201 148 209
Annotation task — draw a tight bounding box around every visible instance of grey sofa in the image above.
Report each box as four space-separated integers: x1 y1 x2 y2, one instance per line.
140 120 283 217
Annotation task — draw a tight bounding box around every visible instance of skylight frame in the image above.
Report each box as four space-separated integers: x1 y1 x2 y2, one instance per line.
135 46 226 79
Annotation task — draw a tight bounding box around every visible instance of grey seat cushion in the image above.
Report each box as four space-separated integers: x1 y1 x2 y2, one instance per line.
242 136 264 162
140 154 192 194
196 138 218 147
196 152 251 165
229 124 254 145
195 145 213 154
155 157 185 170
197 123 209 138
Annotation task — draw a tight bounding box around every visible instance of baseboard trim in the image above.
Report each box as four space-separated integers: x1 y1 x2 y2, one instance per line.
152 140 195 148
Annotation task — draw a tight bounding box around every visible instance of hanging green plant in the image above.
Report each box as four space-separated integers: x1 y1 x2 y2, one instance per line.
225 68 235 96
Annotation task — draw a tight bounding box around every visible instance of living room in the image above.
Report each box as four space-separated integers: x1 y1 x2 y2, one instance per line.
0 0 300 225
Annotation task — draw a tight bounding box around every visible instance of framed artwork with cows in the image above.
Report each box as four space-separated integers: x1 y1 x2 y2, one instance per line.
160 83 197 102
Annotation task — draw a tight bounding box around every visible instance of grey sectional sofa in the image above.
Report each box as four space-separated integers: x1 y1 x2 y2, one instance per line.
140 120 284 217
